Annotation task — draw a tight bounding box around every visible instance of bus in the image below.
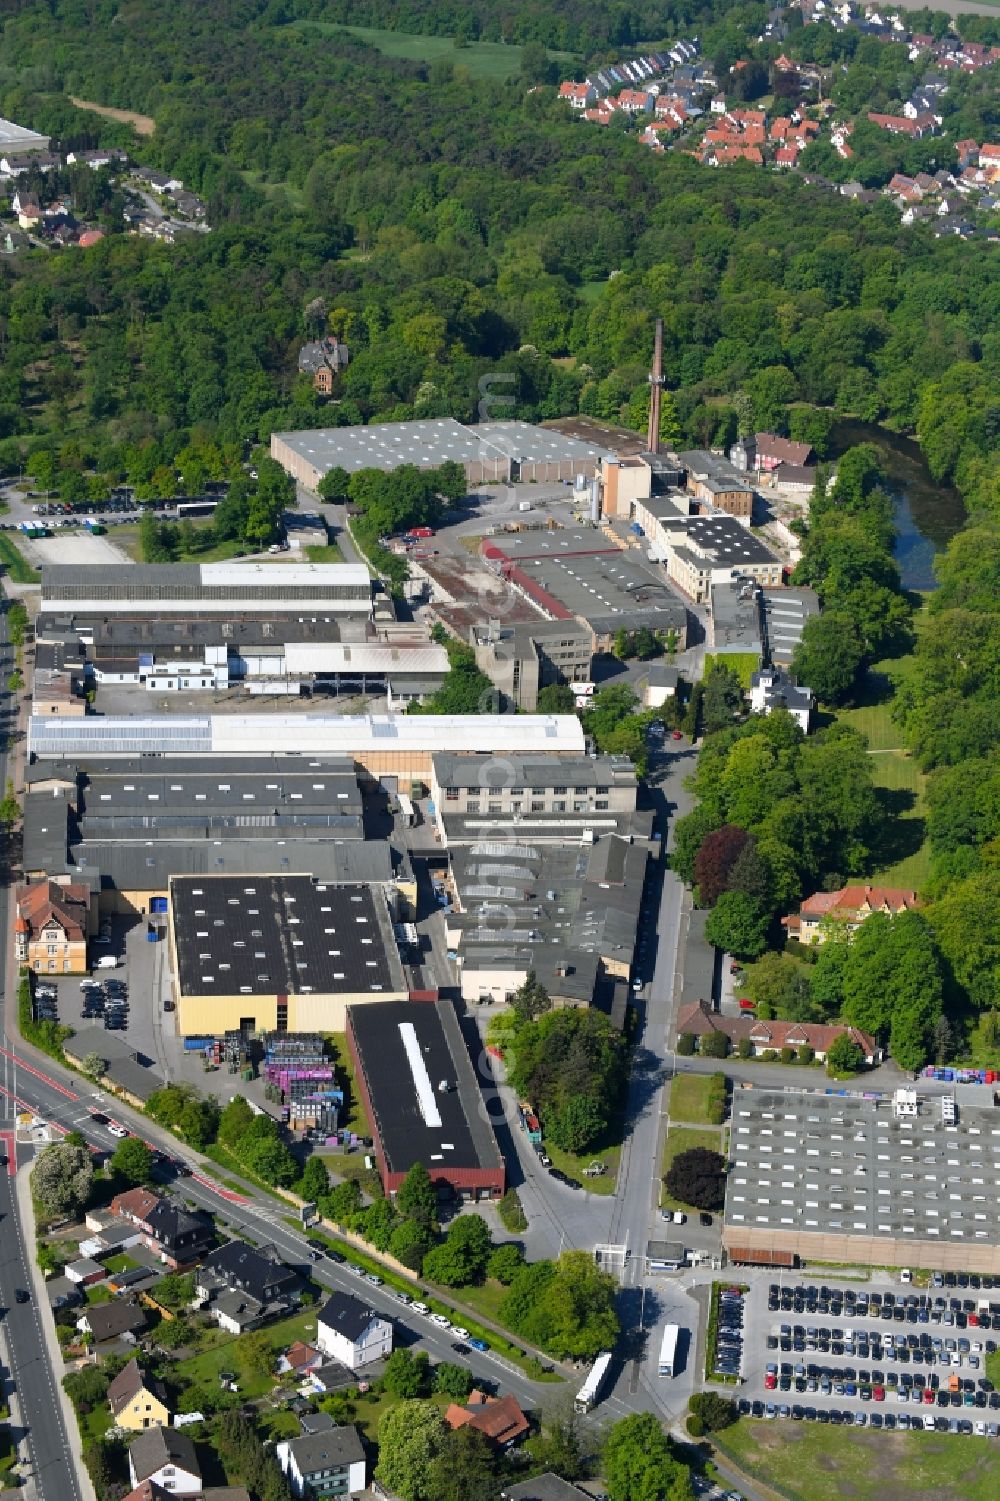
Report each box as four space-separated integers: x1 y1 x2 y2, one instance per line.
658 1324 680 1378
574 1351 613 1413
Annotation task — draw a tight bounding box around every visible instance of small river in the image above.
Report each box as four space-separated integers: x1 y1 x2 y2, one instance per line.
829 419 966 592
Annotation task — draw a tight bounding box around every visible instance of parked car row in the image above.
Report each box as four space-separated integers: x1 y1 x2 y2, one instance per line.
764 1359 1000 1403
768 1286 1000 1329
713 1286 745 1379
741 1398 1000 1436
770 1281 1000 1316
32 983 59 1022
767 1324 995 1366
81 975 129 1029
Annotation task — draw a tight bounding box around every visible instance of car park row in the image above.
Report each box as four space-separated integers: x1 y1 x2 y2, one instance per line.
713 1286 746 1380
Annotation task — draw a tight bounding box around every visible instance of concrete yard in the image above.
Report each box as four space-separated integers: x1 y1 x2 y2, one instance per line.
22 532 134 566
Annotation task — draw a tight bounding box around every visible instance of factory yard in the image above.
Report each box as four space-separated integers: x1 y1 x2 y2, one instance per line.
19 531 133 566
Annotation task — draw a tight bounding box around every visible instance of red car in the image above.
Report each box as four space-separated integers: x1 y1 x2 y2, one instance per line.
671 730 683 740
764 1373 777 1390
739 999 757 1012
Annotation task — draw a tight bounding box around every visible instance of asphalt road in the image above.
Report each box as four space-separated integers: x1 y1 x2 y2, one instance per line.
0 1164 84 1501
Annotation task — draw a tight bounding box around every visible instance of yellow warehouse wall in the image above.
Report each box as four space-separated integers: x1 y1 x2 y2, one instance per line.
177 988 407 1037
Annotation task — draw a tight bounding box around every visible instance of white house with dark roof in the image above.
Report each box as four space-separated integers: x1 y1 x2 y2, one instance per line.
316 1291 392 1370
276 1424 366 1498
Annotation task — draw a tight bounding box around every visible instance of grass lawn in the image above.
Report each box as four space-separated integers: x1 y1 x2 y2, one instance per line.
704 652 759 690
287 20 577 78
305 542 344 563
350 1388 452 1444
578 279 609 303
867 749 931 890
717 1419 1000 1501
103 1253 139 1274
660 1126 723 1211
114 522 249 565
667 1073 723 1126
542 1135 621 1195
238 167 305 210
836 668 903 751
327 1032 370 1137
172 1307 322 1401
0 532 40 583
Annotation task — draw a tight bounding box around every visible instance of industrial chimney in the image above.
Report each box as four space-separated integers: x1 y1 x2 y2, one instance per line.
647 317 665 455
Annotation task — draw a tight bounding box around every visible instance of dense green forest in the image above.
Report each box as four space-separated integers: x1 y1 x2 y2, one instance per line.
0 0 994 517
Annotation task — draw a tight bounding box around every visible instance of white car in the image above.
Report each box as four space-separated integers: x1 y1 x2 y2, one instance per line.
430 1314 451 1329
106 1123 128 1138
412 1302 430 1316
452 1327 471 1341
672 1211 687 1224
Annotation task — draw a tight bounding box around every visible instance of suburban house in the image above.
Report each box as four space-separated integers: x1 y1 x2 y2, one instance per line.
316 1291 393 1371
783 884 919 945
14 192 41 229
196 1240 302 1328
108 1359 171 1432
277 1341 323 1377
445 1391 531 1449
14 878 92 973
144 1198 215 1270
110 1186 163 1228
676 1000 882 1064
558 81 597 109
297 335 349 395
730 433 815 474
77 1299 147 1345
749 665 812 732
502 1478 592 1501
275 1424 367 1499
642 663 680 709
128 1427 201 1496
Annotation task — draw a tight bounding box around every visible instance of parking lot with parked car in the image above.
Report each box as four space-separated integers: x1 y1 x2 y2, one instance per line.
741 1277 1000 1438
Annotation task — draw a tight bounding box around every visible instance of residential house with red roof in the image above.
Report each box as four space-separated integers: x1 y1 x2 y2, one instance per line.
14 878 92 974
445 1391 531 1449
676 999 882 1065
782 884 919 946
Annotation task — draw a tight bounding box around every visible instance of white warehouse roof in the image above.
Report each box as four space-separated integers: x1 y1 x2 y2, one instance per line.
29 713 586 760
281 642 449 676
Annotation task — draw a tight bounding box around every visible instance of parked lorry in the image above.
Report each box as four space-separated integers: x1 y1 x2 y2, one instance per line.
575 1351 613 1413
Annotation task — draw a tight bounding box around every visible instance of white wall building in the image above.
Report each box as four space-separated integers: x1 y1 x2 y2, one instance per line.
316 1291 392 1370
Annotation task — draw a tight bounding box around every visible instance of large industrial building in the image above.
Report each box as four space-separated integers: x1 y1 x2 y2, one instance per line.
480 527 688 652
347 999 506 1201
637 508 783 603
445 829 648 1012
39 562 374 617
168 875 407 1036
725 1089 1000 1274
470 619 594 712
21 755 402 910
270 418 608 489
429 752 639 845
28 713 586 780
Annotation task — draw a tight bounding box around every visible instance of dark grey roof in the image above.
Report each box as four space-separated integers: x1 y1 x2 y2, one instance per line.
202 1240 299 1303
645 663 679 688
678 450 754 496
104 1056 163 1102
281 1425 365 1475
129 1425 199 1482
349 999 504 1179
145 1197 213 1252
171 874 400 998
502 1476 590 1501
450 835 646 969
81 1299 146 1340
432 753 635 792
63 1026 137 1066
318 1290 386 1343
